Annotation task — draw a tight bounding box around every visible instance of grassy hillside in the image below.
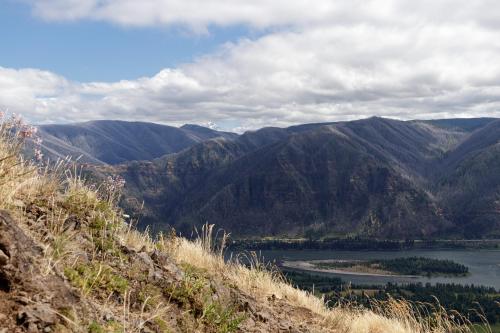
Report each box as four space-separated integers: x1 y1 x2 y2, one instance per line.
0 118 484 331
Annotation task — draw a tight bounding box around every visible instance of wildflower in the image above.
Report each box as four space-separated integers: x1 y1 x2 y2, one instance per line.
19 125 37 138
34 148 44 162
104 175 126 193
10 113 24 127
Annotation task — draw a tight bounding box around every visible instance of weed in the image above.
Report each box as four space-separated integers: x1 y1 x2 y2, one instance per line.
201 301 245 333
88 321 105 333
64 262 128 297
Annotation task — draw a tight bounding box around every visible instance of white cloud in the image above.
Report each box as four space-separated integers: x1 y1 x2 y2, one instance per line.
27 0 500 32
4 1 500 131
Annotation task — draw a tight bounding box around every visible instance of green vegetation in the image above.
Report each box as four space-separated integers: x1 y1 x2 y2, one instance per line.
164 264 244 333
64 263 129 296
201 301 246 333
230 238 500 251
87 321 105 333
313 257 469 276
87 320 124 333
376 257 468 276
283 269 500 325
489 323 500 333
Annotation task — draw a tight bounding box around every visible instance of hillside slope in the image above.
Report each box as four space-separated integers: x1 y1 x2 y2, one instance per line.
437 120 500 238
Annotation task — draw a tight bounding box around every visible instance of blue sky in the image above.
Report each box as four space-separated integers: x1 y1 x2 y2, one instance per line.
0 1 252 82
1 0 500 130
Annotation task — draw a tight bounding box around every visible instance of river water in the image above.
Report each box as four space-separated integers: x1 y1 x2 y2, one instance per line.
252 249 500 289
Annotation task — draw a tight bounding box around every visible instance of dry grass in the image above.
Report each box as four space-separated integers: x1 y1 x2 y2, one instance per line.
0 113 490 333
161 224 482 333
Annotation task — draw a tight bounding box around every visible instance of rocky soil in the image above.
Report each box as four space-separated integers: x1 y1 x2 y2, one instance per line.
0 207 332 332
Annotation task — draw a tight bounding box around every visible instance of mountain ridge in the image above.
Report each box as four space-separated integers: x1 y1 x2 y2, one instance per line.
42 117 500 239
35 120 238 164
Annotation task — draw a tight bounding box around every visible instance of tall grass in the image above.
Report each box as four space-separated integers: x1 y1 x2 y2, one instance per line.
162 223 483 333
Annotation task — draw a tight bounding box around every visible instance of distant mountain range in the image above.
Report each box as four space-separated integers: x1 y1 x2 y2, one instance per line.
37 118 500 239
34 120 236 164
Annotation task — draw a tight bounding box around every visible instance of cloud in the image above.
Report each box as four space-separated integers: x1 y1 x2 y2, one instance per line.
26 0 500 32
4 1 500 131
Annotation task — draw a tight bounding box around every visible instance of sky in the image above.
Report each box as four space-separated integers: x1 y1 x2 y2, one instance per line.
2 0 500 131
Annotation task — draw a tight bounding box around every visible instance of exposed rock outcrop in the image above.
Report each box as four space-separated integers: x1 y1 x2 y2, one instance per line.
0 211 80 332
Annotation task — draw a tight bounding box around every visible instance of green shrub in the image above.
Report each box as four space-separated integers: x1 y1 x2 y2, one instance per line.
64 262 128 296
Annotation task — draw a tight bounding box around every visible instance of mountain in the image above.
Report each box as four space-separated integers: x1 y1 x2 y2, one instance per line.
41 117 499 239
437 120 500 238
35 120 237 164
85 117 497 239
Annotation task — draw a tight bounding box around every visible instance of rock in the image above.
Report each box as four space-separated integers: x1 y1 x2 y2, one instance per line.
151 250 184 280
25 203 44 220
255 311 270 323
103 313 114 322
62 215 81 231
150 250 168 265
27 322 38 333
0 249 8 266
0 211 80 331
136 252 165 281
137 252 154 268
120 244 135 255
17 304 57 329
74 250 89 264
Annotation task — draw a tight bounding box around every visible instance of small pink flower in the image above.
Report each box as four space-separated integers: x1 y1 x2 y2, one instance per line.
19 125 37 138
104 175 126 193
11 113 24 127
34 148 44 161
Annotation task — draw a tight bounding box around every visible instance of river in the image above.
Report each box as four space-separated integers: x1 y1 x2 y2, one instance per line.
250 249 500 289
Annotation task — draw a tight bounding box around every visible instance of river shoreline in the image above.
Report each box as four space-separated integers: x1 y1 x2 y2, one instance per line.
230 238 500 251
282 260 420 278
